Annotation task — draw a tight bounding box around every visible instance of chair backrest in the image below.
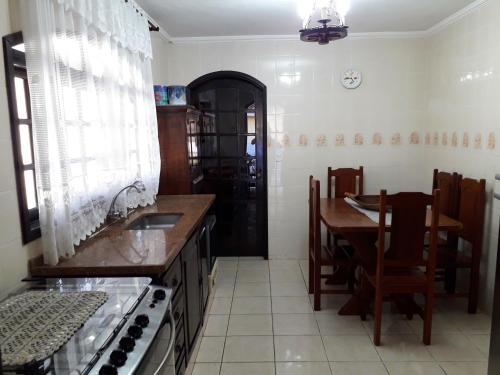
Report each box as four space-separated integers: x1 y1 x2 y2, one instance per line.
309 176 321 256
432 169 462 218
327 166 364 198
376 190 440 282
458 178 486 246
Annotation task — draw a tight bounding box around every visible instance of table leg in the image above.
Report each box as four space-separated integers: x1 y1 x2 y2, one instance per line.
336 232 378 316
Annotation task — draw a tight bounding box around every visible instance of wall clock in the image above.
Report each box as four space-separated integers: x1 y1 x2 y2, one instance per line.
341 69 362 89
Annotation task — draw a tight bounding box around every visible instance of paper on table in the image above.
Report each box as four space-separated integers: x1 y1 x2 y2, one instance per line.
344 197 392 225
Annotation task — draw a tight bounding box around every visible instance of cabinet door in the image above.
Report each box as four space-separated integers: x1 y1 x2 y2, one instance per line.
182 234 202 350
198 224 209 311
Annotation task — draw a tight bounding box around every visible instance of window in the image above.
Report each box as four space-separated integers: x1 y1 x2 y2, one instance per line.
3 32 40 243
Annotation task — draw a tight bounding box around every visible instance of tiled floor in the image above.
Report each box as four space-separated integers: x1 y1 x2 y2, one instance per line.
186 258 491 375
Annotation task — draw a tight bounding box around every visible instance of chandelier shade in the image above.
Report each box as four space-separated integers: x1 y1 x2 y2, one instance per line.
298 0 350 44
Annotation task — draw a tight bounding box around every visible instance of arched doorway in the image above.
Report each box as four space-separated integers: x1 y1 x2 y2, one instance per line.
188 71 268 259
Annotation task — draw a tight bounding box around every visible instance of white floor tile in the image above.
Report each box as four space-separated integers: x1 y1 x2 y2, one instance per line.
375 334 434 362
271 282 308 297
196 336 225 362
192 363 221 375
231 296 272 314
449 313 492 335
315 314 367 335
385 362 445 375
309 295 351 314
273 314 319 335
220 362 275 375
271 269 306 283
234 282 270 297
329 362 388 375
438 362 488 375
467 334 490 356
274 335 327 362
238 262 269 273
204 315 229 336
272 296 313 314
407 313 461 335
223 336 274 362
363 315 413 337
210 298 232 315
276 362 332 375
323 335 380 362
237 269 270 283
214 283 235 298
195 258 491 375
427 334 486 361
227 314 273 336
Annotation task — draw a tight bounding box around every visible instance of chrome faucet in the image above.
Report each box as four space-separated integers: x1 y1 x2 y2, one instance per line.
107 180 146 220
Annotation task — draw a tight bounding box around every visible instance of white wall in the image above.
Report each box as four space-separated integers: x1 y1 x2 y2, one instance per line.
0 0 42 299
424 0 500 312
151 36 429 260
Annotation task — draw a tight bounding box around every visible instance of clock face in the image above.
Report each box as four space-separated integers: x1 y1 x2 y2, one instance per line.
341 69 362 89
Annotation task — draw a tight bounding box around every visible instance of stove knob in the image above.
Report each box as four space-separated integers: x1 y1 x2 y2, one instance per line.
119 336 136 352
127 325 143 339
153 289 166 301
135 314 149 328
109 350 127 367
99 364 118 375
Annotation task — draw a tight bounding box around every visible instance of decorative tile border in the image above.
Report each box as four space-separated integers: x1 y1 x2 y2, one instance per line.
264 130 496 150
335 134 345 146
391 133 401 145
372 132 382 145
316 134 327 147
354 133 364 145
409 132 420 145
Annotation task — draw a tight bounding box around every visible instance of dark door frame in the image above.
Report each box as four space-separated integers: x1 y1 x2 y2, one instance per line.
187 71 268 259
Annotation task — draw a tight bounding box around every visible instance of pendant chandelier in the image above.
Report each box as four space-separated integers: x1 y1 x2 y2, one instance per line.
298 0 350 45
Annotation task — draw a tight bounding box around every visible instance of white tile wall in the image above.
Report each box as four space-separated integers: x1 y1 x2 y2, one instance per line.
424 0 500 313
0 0 42 299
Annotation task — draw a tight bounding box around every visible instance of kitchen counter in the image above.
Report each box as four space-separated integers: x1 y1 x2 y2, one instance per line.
29 194 215 278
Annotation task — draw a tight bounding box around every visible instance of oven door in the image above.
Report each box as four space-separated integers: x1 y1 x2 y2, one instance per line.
136 309 176 375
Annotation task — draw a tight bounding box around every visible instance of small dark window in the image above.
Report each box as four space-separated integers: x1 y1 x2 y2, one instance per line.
3 31 40 243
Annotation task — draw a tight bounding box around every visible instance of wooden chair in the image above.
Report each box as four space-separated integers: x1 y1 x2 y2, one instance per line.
432 169 462 218
309 176 351 311
326 166 364 289
431 169 462 292
327 166 364 198
364 189 440 346
435 177 486 313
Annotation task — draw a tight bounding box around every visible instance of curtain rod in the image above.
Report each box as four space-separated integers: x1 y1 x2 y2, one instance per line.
124 0 160 32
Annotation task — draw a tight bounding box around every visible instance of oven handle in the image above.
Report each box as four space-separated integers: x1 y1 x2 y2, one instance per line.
153 309 176 375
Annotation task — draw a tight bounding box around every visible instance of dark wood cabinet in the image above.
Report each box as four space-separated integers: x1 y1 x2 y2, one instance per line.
160 215 212 374
181 232 203 352
157 106 203 194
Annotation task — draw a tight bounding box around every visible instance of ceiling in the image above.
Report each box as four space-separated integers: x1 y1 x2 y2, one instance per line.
136 0 478 38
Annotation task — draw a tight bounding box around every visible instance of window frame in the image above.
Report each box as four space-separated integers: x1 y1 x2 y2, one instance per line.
3 31 41 243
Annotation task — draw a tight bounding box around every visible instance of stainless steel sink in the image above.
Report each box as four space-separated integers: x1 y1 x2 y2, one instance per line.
126 213 183 230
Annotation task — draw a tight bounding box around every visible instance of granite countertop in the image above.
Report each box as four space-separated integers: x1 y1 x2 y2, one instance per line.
29 195 215 278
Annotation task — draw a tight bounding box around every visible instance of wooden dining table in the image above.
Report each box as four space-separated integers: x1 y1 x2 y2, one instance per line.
320 197 463 315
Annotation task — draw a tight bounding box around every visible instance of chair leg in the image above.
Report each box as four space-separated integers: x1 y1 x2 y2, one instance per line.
468 259 480 314
308 252 314 294
423 292 434 345
327 231 332 250
314 258 321 311
373 287 383 346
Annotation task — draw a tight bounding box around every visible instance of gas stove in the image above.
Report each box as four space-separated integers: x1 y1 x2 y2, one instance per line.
1 278 175 375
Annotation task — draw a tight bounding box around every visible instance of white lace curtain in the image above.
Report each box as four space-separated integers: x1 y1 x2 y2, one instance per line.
22 0 161 265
